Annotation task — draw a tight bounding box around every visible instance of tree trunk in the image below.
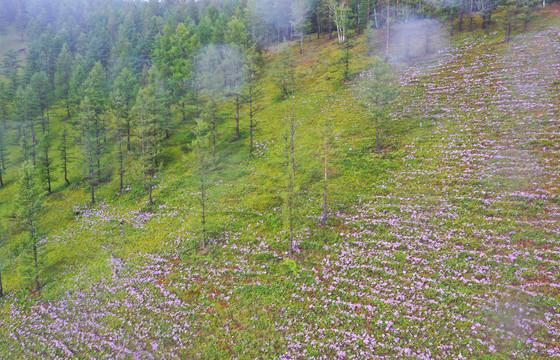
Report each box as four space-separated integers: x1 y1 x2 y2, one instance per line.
63 149 70 187
450 9 454 36
118 126 124 192
249 71 255 156
41 111 46 134
200 156 206 250
425 23 431 55
126 118 131 151
33 242 40 293
469 0 473 31
88 131 95 204
235 95 240 140
329 12 333 40
385 0 390 62
211 104 216 165
458 0 464 31
322 118 328 225
148 177 153 204
277 12 280 43
45 147 51 194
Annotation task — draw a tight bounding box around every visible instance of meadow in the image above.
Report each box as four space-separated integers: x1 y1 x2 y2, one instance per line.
0 7 559 359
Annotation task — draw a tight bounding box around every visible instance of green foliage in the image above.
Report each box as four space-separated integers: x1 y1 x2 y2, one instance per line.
13 162 44 291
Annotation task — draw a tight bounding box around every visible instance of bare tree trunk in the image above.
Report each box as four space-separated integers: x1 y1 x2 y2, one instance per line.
211 103 216 165
469 0 474 31
329 12 333 40
235 95 241 140
200 155 206 250
450 9 454 36
249 70 256 156
322 117 329 225
30 118 37 167
385 0 390 62
33 240 40 293
148 176 153 204
425 22 431 55
45 146 51 194
118 125 124 192
277 12 280 43
88 130 95 204
458 0 464 31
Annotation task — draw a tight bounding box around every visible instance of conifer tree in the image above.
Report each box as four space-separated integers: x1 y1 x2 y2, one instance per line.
78 97 98 204
29 72 51 135
55 44 73 118
59 125 71 187
2 50 20 97
133 86 161 205
109 91 127 193
0 81 10 130
356 58 399 153
192 118 210 250
37 132 53 194
13 162 44 293
83 62 107 178
244 47 264 156
68 56 88 116
113 67 138 151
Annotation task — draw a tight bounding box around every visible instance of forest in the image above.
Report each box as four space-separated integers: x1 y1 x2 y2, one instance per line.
0 0 559 358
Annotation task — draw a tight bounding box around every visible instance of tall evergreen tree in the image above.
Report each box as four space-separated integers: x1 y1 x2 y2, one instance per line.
55 43 73 118
29 72 51 135
59 125 71 187
13 162 44 293
192 118 210 250
113 67 138 151
133 86 161 205
37 132 53 194
109 90 127 193
83 62 107 178
78 97 98 204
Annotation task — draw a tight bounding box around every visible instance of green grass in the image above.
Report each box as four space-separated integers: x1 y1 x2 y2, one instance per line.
1 9 560 359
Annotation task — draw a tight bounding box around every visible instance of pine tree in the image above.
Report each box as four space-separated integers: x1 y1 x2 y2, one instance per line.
29 72 51 135
55 43 73 118
0 81 10 130
244 47 264 156
83 62 107 178
2 50 20 97
59 125 71 187
356 58 399 153
192 118 210 250
113 67 138 151
37 132 53 194
78 97 98 204
133 86 161 205
13 162 44 293
68 56 88 116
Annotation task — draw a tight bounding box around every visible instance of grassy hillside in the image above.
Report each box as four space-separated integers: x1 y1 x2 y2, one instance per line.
1 8 560 359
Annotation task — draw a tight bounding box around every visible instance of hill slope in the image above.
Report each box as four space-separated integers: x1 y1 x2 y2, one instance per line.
1 12 560 360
